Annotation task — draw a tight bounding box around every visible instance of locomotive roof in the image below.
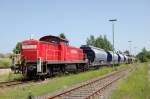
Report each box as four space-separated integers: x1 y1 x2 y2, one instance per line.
39 35 68 42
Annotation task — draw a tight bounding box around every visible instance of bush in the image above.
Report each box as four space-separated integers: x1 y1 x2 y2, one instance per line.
136 47 150 62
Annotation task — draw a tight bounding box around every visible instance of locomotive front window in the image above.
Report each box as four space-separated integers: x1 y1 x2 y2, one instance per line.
64 41 69 46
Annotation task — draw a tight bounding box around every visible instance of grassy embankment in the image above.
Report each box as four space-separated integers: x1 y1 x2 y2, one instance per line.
0 58 22 82
0 73 22 82
0 58 11 68
110 63 150 99
0 64 129 99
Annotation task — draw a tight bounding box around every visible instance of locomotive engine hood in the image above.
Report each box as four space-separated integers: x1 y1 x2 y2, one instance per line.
21 40 39 61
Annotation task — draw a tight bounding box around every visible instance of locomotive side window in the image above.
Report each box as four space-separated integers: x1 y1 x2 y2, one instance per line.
40 36 60 44
39 35 70 46
51 37 60 44
40 37 50 42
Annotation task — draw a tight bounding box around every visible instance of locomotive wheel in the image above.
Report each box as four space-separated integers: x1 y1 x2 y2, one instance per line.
40 76 45 81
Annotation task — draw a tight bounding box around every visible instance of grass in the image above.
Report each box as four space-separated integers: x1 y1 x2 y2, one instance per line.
0 73 23 82
110 63 150 99
0 64 129 99
0 58 11 68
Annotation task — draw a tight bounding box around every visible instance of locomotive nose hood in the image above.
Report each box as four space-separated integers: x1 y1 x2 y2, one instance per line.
21 40 39 61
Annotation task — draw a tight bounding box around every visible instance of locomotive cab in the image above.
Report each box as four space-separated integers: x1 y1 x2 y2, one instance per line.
39 35 69 45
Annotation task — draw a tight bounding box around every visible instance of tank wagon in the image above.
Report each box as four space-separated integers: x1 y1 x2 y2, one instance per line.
127 56 135 64
107 51 119 65
80 45 125 67
80 45 108 67
117 53 125 64
18 35 135 79
124 55 129 64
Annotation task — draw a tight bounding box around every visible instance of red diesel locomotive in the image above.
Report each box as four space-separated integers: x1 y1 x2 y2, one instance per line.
21 35 87 79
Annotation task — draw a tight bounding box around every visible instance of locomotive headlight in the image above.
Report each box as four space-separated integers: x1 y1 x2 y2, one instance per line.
22 45 37 49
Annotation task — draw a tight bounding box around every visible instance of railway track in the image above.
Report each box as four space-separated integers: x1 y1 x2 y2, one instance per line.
0 80 27 88
0 79 36 88
47 66 134 99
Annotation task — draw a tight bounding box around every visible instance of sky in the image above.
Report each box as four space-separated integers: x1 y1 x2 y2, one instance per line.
0 0 150 55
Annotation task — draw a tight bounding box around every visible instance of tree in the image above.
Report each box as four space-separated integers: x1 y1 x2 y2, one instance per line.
13 42 21 54
136 47 150 62
95 35 104 48
86 35 113 51
103 35 113 51
86 35 95 46
124 50 130 56
59 33 66 39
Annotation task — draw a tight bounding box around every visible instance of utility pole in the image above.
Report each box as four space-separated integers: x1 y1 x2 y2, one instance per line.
128 41 132 56
134 47 137 55
109 19 117 68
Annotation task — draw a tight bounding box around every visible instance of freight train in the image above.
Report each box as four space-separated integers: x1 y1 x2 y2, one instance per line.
12 35 135 79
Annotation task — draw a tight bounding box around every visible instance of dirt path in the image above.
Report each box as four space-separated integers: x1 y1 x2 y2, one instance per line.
0 68 11 75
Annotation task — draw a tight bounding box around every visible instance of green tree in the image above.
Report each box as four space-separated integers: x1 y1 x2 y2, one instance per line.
13 42 21 54
59 33 66 39
124 50 130 56
86 35 113 51
86 35 95 46
136 47 150 62
103 35 113 51
95 35 102 48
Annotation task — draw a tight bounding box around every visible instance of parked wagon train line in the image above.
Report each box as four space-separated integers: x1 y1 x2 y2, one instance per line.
12 35 135 80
